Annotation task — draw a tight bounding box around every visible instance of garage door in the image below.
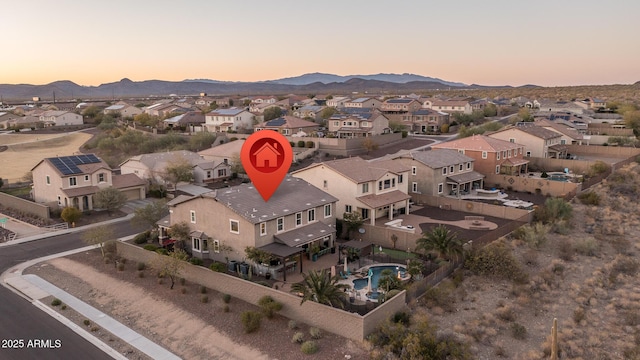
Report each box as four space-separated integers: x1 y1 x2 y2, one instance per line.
121 188 141 201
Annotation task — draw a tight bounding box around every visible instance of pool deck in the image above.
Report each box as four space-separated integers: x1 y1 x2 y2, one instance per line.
337 263 410 304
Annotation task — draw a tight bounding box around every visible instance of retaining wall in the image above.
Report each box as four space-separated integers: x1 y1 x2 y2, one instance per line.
0 192 50 219
411 194 533 222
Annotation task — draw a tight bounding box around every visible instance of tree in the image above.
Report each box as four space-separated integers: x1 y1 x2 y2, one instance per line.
623 110 640 133
162 157 193 195
61 207 82 225
290 269 349 308
82 225 115 258
153 249 188 289
362 138 379 154
230 153 244 175
342 212 364 239
131 200 169 229
416 225 463 261
188 132 216 151
263 107 283 121
168 221 191 250
483 103 498 117
319 107 337 120
377 269 402 294
534 197 573 226
93 187 127 215
82 106 102 119
517 108 533 122
134 113 160 128
0 177 3 189
388 120 405 133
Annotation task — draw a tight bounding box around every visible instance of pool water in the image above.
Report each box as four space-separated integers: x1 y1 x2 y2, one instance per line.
352 265 405 291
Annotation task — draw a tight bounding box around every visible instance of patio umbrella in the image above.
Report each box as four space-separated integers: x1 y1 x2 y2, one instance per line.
344 256 348 273
368 268 374 292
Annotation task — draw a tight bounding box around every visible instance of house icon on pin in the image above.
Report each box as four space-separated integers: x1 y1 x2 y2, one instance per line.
252 141 281 168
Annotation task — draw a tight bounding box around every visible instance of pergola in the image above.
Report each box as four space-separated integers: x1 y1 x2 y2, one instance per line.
257 243 305 282
338 239 374 269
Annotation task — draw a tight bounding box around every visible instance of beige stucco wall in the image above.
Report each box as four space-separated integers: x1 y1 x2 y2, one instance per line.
0 192 50 219
32 161 64 205
412 195 533 222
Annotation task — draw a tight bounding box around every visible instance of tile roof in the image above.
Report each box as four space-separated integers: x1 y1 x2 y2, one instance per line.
447 171 485 184
432 135 521 152
274 221 336 247
207 107 247 116
124 150 204 170
297 157 409 183
198 139 245 158
62 186 100 197
356 190 411 208
258 116 319 129
506 125 562 140
394 149 474 169
112 173 146 189
534 119 583 140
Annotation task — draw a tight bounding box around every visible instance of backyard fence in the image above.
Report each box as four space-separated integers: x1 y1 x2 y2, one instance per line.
405 259 463 304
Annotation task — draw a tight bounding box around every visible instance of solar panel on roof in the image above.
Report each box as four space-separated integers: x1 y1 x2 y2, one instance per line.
266 118 286 126
48 154 101 175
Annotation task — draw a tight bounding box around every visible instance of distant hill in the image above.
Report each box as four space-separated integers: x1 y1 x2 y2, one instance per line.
262 72 467 87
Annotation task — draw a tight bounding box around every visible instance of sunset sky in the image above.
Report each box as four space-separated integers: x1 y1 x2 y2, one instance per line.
2 0 639 87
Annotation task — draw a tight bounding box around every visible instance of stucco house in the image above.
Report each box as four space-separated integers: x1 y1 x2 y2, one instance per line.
158 177 338 280
198 139 245 171
293 105 325 120
31 154 146 211
192 161 231 184
254 116 319 136
431 135 529 176
380 98 423 114
205 107 254 132
386 150 484 197
402 109 450 133
119 150 207 186
162 111 206 133
327 111 390 138
534 119 585 145
422 99 472 115
326 96 350 108
103 103 143 118
488 124 567 159
344 97 381 109
292 157 411 226
38 110 83 126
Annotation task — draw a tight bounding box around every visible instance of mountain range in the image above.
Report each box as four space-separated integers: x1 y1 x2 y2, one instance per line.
0 73 499 102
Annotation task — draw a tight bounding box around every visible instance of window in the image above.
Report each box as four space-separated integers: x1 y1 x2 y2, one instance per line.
277 217 284 232
295 212 302 226
398 174 403 183
193 238 201 251
442 167 447 175
449 166 454 173
323 180 328 189
190 210 196 223
560 139 566 145
98 173 105 183
308 209 316 222
259 222 266 235
438 183 443 194
230 220 239 234
218 169 226 177
84 175 89 181
509 138 515 143
412 182 418 192
503 151 507 158
46 176 50 185
482 151 487 159
202 239 209 253
69 177 77 186
526 151 531 157
496 165 500 174
411 166 417 175
324 204 331 218
213 239 220 253
334 121 339 127
57 195 61 206
345 205 352 213
496 152 500 160
378 179 392 190
466 162 471 169
206 170 212 178
459 164 463 171
362 183 369 193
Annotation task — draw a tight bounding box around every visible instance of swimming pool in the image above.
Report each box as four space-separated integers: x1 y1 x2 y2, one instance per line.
352 265 406 291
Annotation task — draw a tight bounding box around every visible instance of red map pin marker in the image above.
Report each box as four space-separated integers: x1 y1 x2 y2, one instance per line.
240 131 293 202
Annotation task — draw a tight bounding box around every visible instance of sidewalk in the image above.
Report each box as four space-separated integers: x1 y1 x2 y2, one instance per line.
1 229 182 360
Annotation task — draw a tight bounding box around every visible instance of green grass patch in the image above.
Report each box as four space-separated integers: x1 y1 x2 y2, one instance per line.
378 247 418 260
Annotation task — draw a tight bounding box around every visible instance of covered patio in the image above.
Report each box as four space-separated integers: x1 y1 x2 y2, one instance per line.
499 158 530 176
446 171 485 198
356 190 412 226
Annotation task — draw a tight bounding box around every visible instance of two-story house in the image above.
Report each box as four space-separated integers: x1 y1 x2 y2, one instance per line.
488 124 567 159
431 135 529 177
119 150 208 185
103 103 143 118
292 105 325 121
254 116 319 136
292 157 410 226
534 119 585 146
205 107 254 132
344 97 381 109
39 110 83 126
387 150 484 197
326 96 350 108
162 111 206 133
31 154 146 211
422 99 472 115
159 177 338 280
380 98 423 114
402 109 450 133
327 111 390 138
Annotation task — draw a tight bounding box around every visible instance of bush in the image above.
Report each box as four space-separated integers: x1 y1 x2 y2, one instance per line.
575 237 598 256
51 298 62 306
156 248 168 255
117 262 125 271
241 311 262 333
305 141 314 148
83 319 91 326
200 295 209 303
137 271 144 278
465 242 528 283
391 311 411 325
61 305 67 310
199 286 207 294
574 306 586 324
143 244 158 251
137 262 146 271
401 130 408 138
289 141 295 148
309 327 322 339
292 332 305 344
258 295 282 319
288 320 298 329
511 323 527 339
222 294 231 303
209 262 226 272
133 231 150 244
300 340 319 355
222 304 230 313
297 140 305 148
189 257 203 266
577 191 600 205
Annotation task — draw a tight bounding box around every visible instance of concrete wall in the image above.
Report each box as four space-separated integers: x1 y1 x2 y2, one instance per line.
484 173 581 198
566 145 640 158
411 195 533 222
358 224 422 252
116 241 406 341
0 192 50 219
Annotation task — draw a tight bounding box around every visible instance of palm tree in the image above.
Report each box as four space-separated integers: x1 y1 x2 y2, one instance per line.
290 269 349 308
416 224 464 261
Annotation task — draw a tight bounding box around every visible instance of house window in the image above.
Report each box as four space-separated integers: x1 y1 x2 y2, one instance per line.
509 138 515 143
449 166 454 173
482 151 487 159
202 239 209 253
230 220 239 234
560 139 566 145
69 177 77 186
412 182 418 192
459 164 463 171
398 174 403 183
323 180 328 189
98 173 105 183
308 209 316 222
411 166 417 175
57 195 61 206
345 205 352 213
496 165 500 174
46 176 50 185
503 151 507 158
295 212 302 226
378 179 392 190
277 217 284 232
496 152 500 160
193 238 201 251
324 204 331 218
213 239 220 253
526 151 531 157
218 169 226 177
334 121 339 127
190 210 196 223
260 222 266 235
442 167 447 175
438 183 443 194
84 175 89 181
206 170 212 178
362 183 369 193
466 162 471 169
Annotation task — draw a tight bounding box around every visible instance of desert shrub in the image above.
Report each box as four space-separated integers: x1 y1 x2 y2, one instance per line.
258 295 282 319
574 306 586 324
590 160 610 175
292 332 305 344
155 248 168 255
143 244 158 251
610 255 639 278
199 286 207 294
222 293 231 303
137 271 144 278
522 249 539 266
61 305 67 310
200 295 209 303
117 262 125 271
287 320 298 330
83 319 90 326
297 140 305 148
51 298 62 306
514 222 550 248
178 277 186 286
241 311 262 333
300 340 319 355
305 141 314 148
222 304 230 313
133 231 150 244
557 238 574 261
209 262 226 272
534 198 573 225
137 262 146 271
496 305 516 322
391 311 411 325
189 257 203 266
157 278 164 285
103 240 117 255
91 326 99 332
577 191 600 205
511 322 527 339
421 281 457 312
309 327 322 339
575 237 599 256
465 242 528 283
180 287 187 294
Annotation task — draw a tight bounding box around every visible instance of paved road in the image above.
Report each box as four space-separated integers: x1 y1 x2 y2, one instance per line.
0 219 145 360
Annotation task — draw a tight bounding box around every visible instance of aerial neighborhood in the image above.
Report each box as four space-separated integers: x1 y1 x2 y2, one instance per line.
1 82 640 358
